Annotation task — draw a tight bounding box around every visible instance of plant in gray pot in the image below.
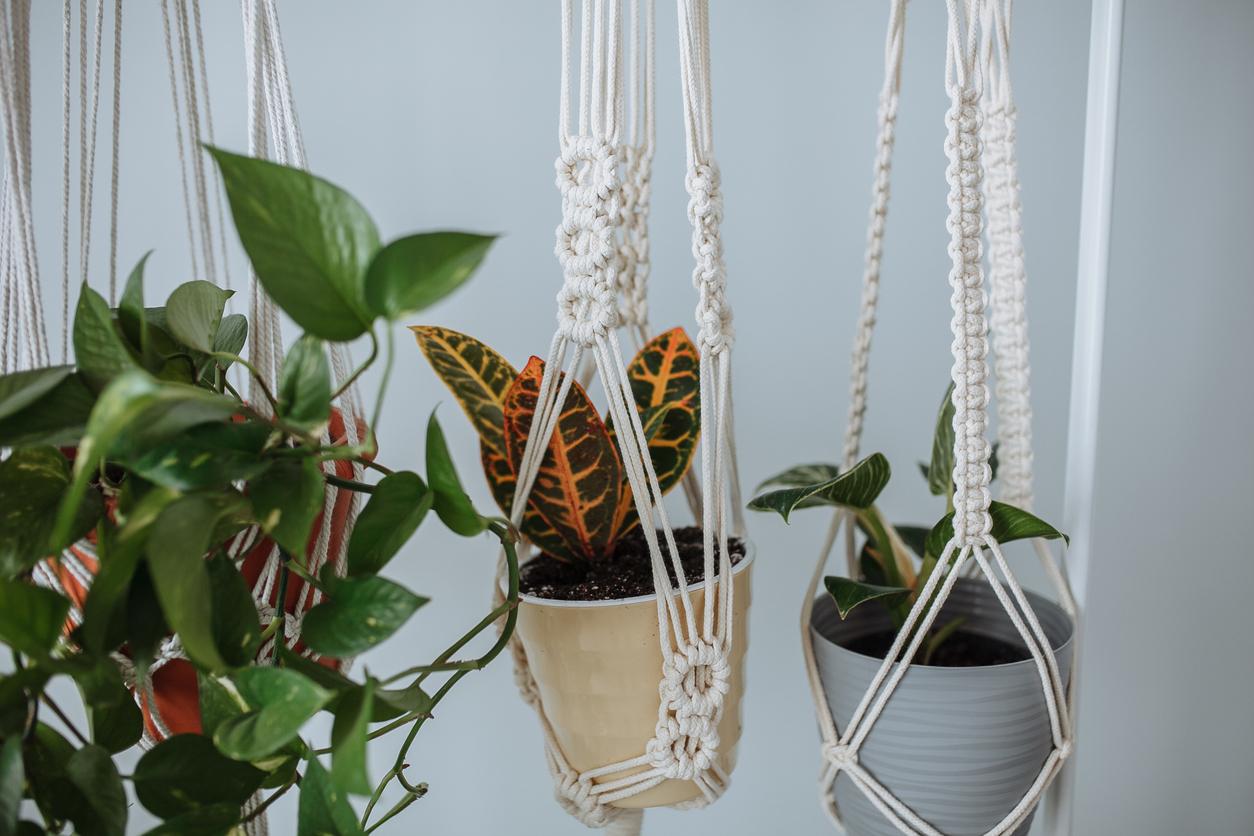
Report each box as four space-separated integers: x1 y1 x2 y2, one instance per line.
749 383 1075 836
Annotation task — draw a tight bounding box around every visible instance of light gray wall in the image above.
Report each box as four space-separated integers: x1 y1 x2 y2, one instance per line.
1069 1 1254 834
13 0 1250 834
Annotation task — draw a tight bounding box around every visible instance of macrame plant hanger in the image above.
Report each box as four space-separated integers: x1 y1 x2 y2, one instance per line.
500 0 742 831
799 0 1077 833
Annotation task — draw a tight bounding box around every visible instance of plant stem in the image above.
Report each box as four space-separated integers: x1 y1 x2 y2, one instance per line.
285 560 324 593
213 351 279 414
365 788 424 833
361 765 397 825
367 326 395 446
271 549 291 661
39 694 89 747
331 329 379 402
325 473 377 494
239 772 299 825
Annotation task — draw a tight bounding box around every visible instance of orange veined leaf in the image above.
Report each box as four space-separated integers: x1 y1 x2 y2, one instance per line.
504 357 623 562
479 440 576 561
606 327 702 538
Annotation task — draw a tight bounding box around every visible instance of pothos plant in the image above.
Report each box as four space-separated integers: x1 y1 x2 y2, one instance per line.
0 148 519 835
748 384 1067 662
413 326 700 563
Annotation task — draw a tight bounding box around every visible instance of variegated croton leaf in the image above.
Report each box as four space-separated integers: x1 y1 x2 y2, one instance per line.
412 326 570 557
504 357 623 562
607 327 702 539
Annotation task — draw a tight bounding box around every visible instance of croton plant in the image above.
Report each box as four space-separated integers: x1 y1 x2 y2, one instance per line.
0 149 519 835
749 383 1068 661
413 326 700 562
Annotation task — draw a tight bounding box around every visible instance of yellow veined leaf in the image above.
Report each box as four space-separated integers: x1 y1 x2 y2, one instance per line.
411 326 516 458
504 357 622 562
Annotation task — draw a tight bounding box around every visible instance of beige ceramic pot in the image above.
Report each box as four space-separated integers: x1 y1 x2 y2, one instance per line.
512 544 754 808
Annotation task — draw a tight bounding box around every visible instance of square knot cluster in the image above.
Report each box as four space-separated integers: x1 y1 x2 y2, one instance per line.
686 162 733 353
821 742 857 768
555 137 622 346
554 772 612 827
647 641 729 780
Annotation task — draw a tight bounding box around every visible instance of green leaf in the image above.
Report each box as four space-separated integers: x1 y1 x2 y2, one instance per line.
755 462 841 492
80 486 179 656
124 421 272 491
330 678 373 796
197 672 249 739
0 368 95 448
277 335 332 434
73 284 138 390
365 231 495 320
410 326 516 459
213 314 248 359
166 281 234 354
0 736 22 836
927 382 956 497
895 525 931 559
0 447 101 578
146 493 252 671
51 370 239 550
206 554 263 667
747 452 891 522
346 471 431 576
73 657 143 754
298 756 361 836
248 457 324 559
140 803 240 836
300 573 427 657
426 410 486 536
134 734 264 820
213 667 332 761
117 252 152 355
63 744 127 836
824 576 911 620
273 647 419 722
924 500 1070 561
208 147 378 341
0 581 69 658
125 564 169 676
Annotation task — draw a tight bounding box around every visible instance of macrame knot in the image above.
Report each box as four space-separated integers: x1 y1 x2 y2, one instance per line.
1058 739 1074 761
682 161 733 353
821 742 857 769
648 641 728 781
554 770 613 827
554 136 623 347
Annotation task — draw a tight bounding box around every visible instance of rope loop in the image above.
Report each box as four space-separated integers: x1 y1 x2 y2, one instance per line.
555 136 622 346
685 161 732 353
555 769 616 827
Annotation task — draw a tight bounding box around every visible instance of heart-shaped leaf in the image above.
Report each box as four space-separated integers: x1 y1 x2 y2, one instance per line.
824 576 911 620
747 452 891 522
924 500 1070 561
124 421 272 491
212 314 249 359
73 285 138 391
64 744 128 836
277 335 331 435
146 493 252 671
208 147 378 341
300 574 427 657
504 357 622 561
140 803 241 836
166 281 234 354
72 657 143 754
134 734 264 819
213 667 332 761
329 677 374 796
0 735 23 836
206 554 262 668
0 581 69 658
51 370 239 550
425 411 486 537
366 232 495 320
297 756 361 836
248 458 325 560
117 252 152 355
346 471 432 576
0 447 101 578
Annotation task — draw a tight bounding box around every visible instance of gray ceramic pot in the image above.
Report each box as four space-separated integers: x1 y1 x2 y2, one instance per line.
810 579 1074 836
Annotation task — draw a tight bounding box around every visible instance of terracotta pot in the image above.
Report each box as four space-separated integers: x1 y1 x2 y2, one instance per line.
810 579 1074 836
513 544 754 809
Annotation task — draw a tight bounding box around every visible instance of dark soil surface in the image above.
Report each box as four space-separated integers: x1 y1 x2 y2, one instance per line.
519 526 746 601
843 626 1030 667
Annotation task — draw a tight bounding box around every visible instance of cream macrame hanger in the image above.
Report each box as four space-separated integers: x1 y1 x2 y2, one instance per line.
500 0 741 830
799 0 1076 833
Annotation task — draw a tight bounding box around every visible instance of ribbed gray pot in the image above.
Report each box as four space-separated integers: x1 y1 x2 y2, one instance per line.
810 580 1074 836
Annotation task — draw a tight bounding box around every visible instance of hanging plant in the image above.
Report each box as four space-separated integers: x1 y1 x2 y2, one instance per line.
414 325 745 601
0 150 520 835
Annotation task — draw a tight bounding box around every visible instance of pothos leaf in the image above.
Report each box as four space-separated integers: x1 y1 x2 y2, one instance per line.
425 411 486 537
0 447 101 579
504 357 622 562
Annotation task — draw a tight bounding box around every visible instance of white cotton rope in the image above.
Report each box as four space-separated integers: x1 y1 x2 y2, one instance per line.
498 1 741 828
797 1 1078 833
